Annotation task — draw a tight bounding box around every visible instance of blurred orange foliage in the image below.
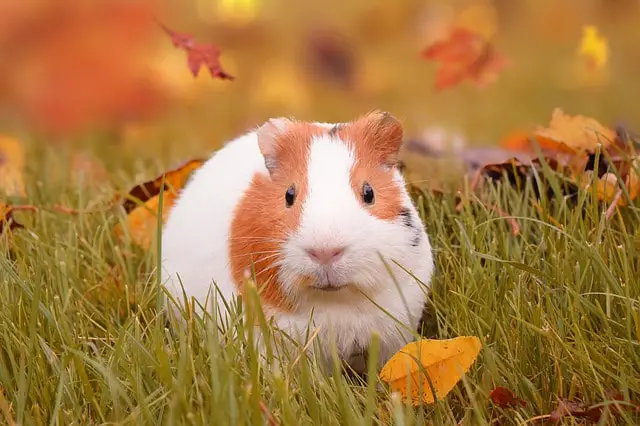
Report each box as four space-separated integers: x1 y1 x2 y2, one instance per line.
0 0 165 135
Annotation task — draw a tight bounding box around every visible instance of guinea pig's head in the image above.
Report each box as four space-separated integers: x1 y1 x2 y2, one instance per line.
231 111 426 310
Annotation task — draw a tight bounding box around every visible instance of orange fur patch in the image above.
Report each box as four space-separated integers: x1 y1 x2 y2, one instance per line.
336 111 404 221
229 123 325 312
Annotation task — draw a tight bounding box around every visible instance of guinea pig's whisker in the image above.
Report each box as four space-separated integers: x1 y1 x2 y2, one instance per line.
229 236 287 244
229 250 281 260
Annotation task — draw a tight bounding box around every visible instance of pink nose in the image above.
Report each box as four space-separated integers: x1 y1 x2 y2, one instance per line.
306 246 345 265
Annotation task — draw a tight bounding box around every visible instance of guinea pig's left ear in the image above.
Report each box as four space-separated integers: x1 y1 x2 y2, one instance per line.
257 117 292 173
360 110 404 167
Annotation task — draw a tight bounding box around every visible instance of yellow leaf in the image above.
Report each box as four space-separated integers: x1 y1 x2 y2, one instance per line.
114 159 205 250
114 190 177 250
379 336 482 405
0 136 26 197
578 25 609 71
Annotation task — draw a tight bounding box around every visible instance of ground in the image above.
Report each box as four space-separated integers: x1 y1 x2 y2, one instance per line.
0 143 638 425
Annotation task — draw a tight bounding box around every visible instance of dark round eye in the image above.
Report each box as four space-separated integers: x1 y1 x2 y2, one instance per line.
285 185 296 207
362 182 375 205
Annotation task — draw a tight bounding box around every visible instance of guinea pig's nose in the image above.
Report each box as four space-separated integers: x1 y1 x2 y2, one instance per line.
306 246 345 265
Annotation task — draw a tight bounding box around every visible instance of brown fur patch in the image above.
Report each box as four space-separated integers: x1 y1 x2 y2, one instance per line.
335 111 404 221
229 122 325 311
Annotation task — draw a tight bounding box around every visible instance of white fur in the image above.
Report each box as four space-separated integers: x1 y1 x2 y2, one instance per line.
160 122 434 371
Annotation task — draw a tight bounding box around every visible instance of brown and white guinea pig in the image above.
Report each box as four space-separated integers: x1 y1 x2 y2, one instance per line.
160 111 434 370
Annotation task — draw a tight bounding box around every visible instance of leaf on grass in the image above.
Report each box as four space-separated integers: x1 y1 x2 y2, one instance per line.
535 108 617 154
0 203 36 235
0 136 26 197
379 336 482 405
157 20 234 80
114 158 205 249
548 390 640 424
421 27 509 91
497 109 640 207
489 386 526 409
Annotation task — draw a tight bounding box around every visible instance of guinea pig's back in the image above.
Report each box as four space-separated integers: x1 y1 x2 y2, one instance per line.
160 131 267 313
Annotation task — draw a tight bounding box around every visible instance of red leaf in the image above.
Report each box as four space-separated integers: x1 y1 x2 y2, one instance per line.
157 20 234 80
489 386 527 409
421 27 509 91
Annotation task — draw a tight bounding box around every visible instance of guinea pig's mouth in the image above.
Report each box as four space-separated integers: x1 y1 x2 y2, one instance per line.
311 284 347 292
310 269 348 292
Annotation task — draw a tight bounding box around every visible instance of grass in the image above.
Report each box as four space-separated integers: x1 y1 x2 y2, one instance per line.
0 143 639 426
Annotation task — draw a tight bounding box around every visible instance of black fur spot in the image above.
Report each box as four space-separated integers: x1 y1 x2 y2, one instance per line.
399 208 413 228
411 231 421 247
328 124 342 137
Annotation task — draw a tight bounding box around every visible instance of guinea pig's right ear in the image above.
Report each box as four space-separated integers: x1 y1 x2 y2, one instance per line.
257 117 292 174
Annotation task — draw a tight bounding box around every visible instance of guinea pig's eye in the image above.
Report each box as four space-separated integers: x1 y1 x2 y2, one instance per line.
285 184 296 207
362 182 375 205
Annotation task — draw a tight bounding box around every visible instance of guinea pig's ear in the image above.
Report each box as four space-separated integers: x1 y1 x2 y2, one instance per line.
358 110 404 167
257 117 292 173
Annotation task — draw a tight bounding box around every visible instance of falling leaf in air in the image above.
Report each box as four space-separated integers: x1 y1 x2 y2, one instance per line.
578 25 609 72
157 20 234 80
421 27 509 91
114 159 205 249
489 386 527 409
0 136 26 197
379 336 482 405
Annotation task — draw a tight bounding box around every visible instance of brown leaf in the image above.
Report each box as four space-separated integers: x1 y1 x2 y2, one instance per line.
421 27 509 91
0 203 36 235
548 393 640 425
119 158 205 213
157 20 234 80
489 386 527 409
114 158 205 249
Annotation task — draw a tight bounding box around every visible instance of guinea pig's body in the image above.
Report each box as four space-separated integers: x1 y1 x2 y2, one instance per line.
161 111 434 370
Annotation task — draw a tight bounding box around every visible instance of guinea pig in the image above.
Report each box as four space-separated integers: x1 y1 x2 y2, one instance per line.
160 110 434 372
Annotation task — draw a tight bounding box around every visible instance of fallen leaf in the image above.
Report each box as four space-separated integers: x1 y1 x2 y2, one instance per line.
489 386 527 409
421 27 509 91
0 203 37 235
157 20 234 80
535 108 617 153
379 336 482 405
0 136 26 197
114 158 205 249
548 390 640 424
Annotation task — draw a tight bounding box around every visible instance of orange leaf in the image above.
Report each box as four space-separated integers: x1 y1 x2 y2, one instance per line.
0 136 26 197
115 158 205 249
535 108 617 153
379 336 482 405
421 27 509 91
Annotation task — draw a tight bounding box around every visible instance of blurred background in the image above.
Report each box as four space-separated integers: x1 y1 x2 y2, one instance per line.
1 0 640 168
